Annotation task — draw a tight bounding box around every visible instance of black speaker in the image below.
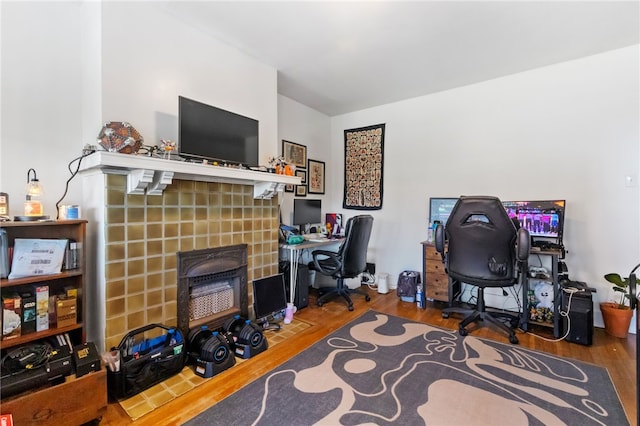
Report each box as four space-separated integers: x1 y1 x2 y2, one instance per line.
280 261 309 309
561 290 593 346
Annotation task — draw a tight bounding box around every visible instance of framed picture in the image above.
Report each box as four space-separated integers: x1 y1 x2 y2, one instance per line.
308 159 325 194
282 140 307 168
295 185 307 197
284 184 294 193
295 169 307 184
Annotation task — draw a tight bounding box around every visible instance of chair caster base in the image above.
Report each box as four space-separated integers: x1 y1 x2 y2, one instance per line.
317 301 324 307
348 305 354 311
365 295 371 302
509 335 519 344
458 326 468 336
442 312 450 319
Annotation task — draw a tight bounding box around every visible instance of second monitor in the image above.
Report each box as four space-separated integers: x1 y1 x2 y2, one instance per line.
293 199 322 233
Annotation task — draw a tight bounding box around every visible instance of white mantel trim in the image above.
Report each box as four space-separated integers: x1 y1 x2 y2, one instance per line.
79 151 300 198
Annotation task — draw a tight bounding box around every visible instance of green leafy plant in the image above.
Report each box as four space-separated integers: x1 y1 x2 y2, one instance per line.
604 273 639 309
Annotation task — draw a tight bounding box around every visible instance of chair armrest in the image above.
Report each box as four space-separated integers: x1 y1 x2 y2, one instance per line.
311 249 342 275
516 228 530 261
434 223 446 264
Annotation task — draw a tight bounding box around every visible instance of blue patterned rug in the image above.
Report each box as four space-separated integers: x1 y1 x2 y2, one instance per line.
186 310 628 425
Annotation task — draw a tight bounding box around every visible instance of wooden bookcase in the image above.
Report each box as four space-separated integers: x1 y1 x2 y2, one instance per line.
0 220 107 424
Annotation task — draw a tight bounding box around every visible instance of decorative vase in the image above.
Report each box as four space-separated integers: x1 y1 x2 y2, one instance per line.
600 302 633 338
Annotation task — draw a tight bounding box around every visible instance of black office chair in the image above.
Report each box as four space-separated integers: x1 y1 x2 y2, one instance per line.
435 196 530 344
309 215 374 311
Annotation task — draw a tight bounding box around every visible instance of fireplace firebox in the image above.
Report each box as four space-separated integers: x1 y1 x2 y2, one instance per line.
177 244 248 337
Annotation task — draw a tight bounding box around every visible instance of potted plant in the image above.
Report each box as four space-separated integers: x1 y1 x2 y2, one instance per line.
600 272 638 338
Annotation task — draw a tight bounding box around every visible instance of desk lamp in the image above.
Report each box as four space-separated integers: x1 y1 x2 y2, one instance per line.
16 168 49 221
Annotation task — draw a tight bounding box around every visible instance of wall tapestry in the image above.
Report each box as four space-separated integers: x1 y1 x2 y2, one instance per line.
343 123 385 210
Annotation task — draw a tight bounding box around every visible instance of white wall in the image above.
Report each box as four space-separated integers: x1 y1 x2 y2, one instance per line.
1 3 281 219
1 2 88 216
326 46 639 326
277 95 331 224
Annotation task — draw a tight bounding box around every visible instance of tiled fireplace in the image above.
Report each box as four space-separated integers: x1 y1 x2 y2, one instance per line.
86 173 285 351
80 152 298 352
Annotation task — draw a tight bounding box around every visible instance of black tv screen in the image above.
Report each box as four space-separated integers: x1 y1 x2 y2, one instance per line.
179 96 259 167
253 274 287 320
293 199 322 226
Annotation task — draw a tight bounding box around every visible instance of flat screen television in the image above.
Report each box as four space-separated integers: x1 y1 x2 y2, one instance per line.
502 200 566 241
178 96 259 167
428 197 458 227
253 274 287 329
293 199 322 229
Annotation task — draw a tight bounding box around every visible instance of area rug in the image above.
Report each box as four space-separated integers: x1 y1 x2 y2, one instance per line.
185 310 628 426
118 318 312 421
343 124 385 210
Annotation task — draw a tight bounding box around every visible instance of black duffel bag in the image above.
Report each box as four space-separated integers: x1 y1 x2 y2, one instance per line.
107 323 186 400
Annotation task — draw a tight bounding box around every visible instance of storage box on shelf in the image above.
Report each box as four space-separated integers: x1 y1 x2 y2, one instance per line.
0 220 106 424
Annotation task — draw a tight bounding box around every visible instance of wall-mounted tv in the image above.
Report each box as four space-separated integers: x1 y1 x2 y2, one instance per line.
502 200 566 242
178 96 259 167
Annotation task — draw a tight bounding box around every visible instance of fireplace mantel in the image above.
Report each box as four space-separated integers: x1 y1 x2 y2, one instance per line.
80 151 300 198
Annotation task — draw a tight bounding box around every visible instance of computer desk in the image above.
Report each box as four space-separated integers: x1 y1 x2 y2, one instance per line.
280 237 344 311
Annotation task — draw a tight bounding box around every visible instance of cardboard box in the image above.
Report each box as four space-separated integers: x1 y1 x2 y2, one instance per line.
2 293 21 340
19 291 36 335
33 285 49 332
64 285 78 299
56 297 77 328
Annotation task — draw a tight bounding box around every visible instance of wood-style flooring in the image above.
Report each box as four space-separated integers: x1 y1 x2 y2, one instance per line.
100 286 637 425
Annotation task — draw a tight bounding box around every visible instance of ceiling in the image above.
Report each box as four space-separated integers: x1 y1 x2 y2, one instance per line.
159 1 640 117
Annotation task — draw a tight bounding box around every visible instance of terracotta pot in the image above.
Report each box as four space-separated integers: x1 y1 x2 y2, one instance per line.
600 302 633 338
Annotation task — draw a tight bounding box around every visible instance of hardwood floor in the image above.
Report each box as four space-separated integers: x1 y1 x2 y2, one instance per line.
100 286 637 425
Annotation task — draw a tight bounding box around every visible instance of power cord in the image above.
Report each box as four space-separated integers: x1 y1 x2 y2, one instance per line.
361 272 378 290
55 149 97 218
1 343 52 374
526 287 581 342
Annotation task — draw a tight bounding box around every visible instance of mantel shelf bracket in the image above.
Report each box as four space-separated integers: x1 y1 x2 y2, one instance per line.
148 171 175 195
254 181 286 199
127 169 155 195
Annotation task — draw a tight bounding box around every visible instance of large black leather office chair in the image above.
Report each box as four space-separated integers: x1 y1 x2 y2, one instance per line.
435 196 530 344
309 215 373 311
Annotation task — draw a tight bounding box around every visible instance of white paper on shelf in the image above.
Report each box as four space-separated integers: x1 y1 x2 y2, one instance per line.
8 238 68 279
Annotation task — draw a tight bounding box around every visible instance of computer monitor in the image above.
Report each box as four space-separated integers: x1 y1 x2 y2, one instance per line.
293 199 322 232
252 274 288 330
428 197 458 227
501 200 566 242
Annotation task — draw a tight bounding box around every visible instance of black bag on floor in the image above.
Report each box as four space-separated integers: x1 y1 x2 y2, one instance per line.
107 323 186 400
396 270 421 300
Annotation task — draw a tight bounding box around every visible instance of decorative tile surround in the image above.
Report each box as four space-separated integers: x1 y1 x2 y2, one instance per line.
103 174 280 350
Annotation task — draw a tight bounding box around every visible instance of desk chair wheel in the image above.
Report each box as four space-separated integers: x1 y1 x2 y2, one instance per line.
509 335 519 344
442 312 450 319
348 304 354 311
458 326 468 336
365 295 371 302
317 300 324 307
